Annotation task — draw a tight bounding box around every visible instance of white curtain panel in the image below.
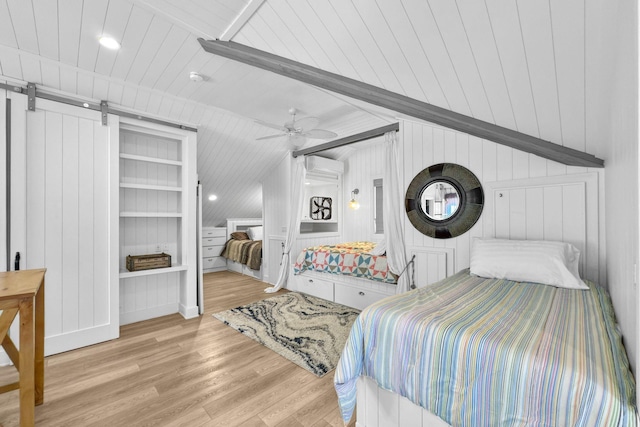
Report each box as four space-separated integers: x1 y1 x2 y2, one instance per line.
265 155 306 293
383 131 410 294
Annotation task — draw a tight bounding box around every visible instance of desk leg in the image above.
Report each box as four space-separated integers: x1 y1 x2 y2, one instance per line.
35 279 45 405
19 297 35 427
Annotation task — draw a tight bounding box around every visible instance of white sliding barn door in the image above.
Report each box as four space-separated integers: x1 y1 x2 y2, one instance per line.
10 95 119 355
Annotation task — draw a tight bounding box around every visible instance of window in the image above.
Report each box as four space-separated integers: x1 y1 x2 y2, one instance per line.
373 178 383 234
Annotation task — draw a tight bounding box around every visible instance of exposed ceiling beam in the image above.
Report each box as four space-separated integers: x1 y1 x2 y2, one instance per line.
293 123 399 158
198 39 604 168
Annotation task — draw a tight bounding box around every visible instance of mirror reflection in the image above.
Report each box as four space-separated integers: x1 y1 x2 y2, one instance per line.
420 181 460 221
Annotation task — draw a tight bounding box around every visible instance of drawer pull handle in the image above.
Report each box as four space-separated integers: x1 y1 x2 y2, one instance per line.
308 279 314 284
359 291 365 296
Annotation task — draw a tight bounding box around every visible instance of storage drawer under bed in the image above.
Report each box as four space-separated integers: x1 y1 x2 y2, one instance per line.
294 275 334 301
334 283 388 310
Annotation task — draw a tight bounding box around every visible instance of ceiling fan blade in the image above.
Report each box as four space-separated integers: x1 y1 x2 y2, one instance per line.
255 120 288 133
256 134 285 141
301 129 338 139
287 116 319 132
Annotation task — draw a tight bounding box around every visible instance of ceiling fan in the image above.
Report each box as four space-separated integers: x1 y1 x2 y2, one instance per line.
255 108 337 145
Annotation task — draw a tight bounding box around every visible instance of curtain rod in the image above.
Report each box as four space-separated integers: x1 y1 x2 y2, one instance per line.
292 122 399 158
0 81 197 133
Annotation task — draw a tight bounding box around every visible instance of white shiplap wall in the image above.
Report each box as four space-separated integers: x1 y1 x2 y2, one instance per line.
598 0 638 383
343 137 386 243
399 119 604 284
262 153 290 285
336 120 602 289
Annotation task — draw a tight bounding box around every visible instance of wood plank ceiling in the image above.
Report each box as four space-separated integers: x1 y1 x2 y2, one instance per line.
0 0 612 226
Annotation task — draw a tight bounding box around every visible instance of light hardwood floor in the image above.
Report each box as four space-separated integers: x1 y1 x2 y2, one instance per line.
0 271 356 426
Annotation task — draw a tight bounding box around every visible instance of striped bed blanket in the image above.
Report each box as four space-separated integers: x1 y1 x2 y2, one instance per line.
293 242 397 284
220 239 262 270
334 270 637 426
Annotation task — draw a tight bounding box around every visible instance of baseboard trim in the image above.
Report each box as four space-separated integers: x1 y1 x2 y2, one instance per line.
179 303 199 319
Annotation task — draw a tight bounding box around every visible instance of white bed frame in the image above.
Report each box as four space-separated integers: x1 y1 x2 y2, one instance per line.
225 218 263 280
289 270 396 310
355 173 602 426
357 377 450 427
289 246 452 310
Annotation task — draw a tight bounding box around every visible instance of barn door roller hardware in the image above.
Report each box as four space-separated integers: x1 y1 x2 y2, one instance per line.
101 101 109 126
0 81 197 132
27 83 36 111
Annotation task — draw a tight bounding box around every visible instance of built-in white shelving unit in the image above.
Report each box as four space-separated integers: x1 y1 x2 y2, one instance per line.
119 265 189 279
119 153 183 166
119 212 183 218
120 183 183 192
118 120 198 325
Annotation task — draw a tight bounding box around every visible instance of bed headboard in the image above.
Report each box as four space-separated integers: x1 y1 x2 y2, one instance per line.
483 172 602 284
226 218 263 240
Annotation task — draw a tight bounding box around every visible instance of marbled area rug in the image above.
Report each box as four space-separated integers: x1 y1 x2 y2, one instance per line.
213 292 360 377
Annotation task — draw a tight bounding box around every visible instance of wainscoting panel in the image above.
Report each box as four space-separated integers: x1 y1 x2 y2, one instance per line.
409 247 454 288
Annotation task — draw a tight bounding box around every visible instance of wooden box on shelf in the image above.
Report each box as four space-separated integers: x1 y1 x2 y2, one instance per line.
126 253 172 272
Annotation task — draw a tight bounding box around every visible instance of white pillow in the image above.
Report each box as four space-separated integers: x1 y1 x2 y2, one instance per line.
246 226 263 241
369 239 386 256
470 238 588 290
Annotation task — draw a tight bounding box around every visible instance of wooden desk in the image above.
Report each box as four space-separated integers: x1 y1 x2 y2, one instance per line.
0 269 46 426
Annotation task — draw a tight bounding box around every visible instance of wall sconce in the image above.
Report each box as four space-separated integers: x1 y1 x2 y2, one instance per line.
349 188 360 210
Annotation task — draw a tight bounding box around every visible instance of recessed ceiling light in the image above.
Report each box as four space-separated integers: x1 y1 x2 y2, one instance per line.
99 36 120 50
208 194 218 201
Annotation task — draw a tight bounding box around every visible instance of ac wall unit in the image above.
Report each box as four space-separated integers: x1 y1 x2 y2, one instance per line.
305 156 344 176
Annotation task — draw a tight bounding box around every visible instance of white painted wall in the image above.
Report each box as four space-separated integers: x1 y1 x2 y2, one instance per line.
343 138 386 243
262 153 290 285
398 120 603 280
336 121 602 286
596 0 639 380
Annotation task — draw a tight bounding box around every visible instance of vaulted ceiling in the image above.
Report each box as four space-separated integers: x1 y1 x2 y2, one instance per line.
0 0 617 226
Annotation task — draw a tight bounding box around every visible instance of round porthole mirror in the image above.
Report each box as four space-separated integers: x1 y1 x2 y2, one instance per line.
405 163 483 239
420 181 460 221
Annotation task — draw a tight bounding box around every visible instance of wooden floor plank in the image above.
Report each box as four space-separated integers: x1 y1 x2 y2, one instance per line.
0 271 357 426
